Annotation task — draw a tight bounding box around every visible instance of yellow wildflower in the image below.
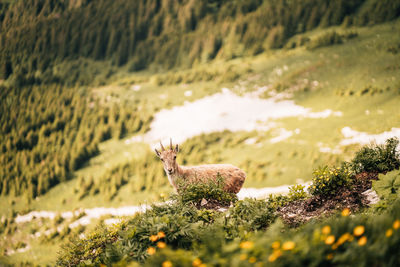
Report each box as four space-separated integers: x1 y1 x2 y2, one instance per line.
353 226 365 237
199 264 207 267
337 233 351 245
192 258 202 267
358 236 367 246
240 241 254 249
393 220 400 230
322 225 331 235
157 241 166 248
268 250 282 262
331 244 338 250
282 241 295 251
157 231 166 238
149 235 159 242
325 235 335 245
249 257 257 263
326 253 334 260
147 247 156 255
239 254 248 261
341 208 350 217
386 229 393 237
271 241 280 249
162 260 173 267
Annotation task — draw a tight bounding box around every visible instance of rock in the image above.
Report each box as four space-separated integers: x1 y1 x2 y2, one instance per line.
200 198 208 206
361 189 380 205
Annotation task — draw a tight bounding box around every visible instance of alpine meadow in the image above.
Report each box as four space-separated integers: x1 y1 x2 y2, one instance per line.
1 0 400 266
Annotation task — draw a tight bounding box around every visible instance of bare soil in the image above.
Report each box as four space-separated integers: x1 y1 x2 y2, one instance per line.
278 172 379 227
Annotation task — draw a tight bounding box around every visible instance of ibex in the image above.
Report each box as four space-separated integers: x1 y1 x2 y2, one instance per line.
155 139 246 194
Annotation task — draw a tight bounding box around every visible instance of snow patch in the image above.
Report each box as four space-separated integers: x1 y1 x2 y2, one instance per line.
340 127 400 148
145 88 341 145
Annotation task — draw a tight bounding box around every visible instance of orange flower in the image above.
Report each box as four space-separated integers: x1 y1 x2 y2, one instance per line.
268 250 282 262
341 208 350 217
192 258 202 267
325 235 335 245
393 220 400 230
282 241 295 251
240 241 254 249
249 257 257 263
326 253 334 260
353 226 365 237
147 247 156 255
337 233 351 245
157 241 166 248
271 241 280 250
358 236 367 246
162 260 173 267
149 235 159 242
322 225 331 235
158 231 166 239
386 229 393 237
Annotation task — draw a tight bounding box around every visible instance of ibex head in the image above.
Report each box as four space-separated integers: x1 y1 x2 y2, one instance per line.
155 139 179 175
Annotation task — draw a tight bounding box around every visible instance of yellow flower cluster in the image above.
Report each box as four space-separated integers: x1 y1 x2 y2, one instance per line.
267 240 295 262
162 260 173 267
385 219 400 238
192 258 206 267
240 241 254 249
149 231 166 242
323 224 369 251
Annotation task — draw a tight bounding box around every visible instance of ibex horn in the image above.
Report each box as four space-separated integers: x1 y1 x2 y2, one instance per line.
160 141 165 151
170 138 173 150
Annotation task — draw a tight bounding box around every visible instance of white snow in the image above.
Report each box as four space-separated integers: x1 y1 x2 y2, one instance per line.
184 90 193 97
238 182 311 200
144 88 341 145
340 127 400 148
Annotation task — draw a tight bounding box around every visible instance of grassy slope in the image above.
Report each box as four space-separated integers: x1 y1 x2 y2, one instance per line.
1 20 400 266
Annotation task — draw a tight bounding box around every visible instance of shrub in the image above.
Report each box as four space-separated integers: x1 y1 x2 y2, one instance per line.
352 138 400 174
288 184 308 201
308 164 354 197
175 176 238 208
227 198 278 234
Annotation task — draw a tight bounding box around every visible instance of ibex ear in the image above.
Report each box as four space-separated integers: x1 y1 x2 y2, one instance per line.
155 148 161 158
175 144 179 153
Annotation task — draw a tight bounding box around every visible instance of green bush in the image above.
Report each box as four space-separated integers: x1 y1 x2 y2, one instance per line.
175 176 238 208
288 184 308 201
352 138 400 174
227 198 278 234
308 164 354 197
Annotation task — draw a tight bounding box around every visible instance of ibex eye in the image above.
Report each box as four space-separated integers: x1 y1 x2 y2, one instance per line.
174 156 176 159
161 159 164 162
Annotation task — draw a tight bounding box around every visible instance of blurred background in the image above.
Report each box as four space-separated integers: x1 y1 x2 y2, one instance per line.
0 0 399 265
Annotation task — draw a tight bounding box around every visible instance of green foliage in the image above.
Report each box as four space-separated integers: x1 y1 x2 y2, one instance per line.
306 30 358 50
373 170 400 208
1 0 397 86
227 198 278 234
175 176 238 207
308 164 354 197
288 184 308 201
352 138 400 174
58 198 400 266
0 86 153 199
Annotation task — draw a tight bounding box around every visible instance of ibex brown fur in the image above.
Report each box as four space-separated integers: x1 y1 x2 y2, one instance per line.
155 139 246 194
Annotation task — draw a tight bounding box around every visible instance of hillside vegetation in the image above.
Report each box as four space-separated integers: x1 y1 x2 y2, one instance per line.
1 0 400 86
56 139 400 266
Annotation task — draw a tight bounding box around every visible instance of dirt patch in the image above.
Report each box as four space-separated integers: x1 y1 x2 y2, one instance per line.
278 172 379 227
